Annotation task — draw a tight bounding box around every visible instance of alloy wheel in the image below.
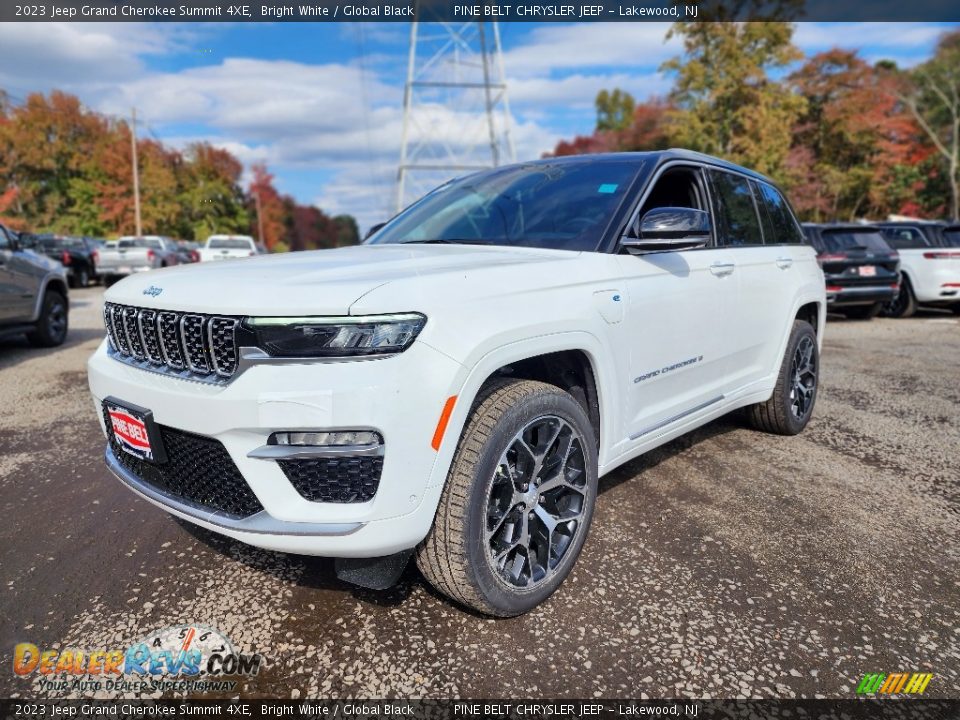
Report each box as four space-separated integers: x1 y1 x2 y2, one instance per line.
485 415 588 589
48 299 67 341
789 336 816 420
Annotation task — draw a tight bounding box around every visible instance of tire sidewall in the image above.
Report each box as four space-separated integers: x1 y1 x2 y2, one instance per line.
462 389 598 615
41 292 68 345
779 322 818 434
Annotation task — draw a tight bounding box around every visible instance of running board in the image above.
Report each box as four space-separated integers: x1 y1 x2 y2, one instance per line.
629 395 725 441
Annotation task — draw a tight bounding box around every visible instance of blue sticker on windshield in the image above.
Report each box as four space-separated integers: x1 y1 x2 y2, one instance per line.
597 184 618 194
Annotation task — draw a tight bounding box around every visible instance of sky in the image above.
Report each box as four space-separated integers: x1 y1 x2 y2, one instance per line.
0 21 955 233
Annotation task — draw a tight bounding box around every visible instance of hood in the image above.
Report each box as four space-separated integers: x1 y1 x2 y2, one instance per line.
103 243 581 315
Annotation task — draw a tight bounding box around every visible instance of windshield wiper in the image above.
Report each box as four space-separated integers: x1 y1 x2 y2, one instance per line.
401 238 493 245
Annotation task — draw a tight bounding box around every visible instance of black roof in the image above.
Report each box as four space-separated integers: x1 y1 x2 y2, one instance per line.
873 219 945 227
519 149 776 185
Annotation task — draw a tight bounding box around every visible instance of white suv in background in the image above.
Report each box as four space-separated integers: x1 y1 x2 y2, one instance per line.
877 221 960 317
198 235 259 261
87 151 825 616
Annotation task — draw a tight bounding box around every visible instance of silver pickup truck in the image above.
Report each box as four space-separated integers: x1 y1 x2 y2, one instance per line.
98 236 180 285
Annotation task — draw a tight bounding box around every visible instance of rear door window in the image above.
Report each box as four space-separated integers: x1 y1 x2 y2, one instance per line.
879 226 930 249
708 170 763 246
756 183 804 244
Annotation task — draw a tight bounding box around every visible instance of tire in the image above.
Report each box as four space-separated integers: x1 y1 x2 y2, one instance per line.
75 267 90 288
745 320 818 436
951 304 960 316
27 290 69 348
884 277 916 318
841 302 882 320
416 378 598 617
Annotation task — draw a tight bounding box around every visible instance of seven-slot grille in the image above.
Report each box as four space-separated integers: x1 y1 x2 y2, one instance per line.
104 302 240 380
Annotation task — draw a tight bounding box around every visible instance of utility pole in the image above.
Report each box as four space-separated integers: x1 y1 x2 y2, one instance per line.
253 191 265 247
130 107 142 236
396 18 515 212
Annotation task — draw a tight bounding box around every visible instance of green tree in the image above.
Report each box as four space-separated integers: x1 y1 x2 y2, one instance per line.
661 20 806 179
595 89 635 133
179 143 249 240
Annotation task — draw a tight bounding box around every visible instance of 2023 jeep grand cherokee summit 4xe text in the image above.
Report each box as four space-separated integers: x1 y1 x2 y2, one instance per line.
88 151 825 616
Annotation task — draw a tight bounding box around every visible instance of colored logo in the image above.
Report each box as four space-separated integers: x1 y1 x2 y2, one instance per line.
13 625 264 694
142 285 163 297
856 673 933 695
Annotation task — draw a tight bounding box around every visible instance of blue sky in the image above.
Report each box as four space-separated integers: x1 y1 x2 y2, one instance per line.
0 21 955 232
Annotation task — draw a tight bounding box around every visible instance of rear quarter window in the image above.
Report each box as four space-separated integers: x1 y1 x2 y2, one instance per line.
941 227 960 248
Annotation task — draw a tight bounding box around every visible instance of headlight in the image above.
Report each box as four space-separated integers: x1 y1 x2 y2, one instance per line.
245 313 426 358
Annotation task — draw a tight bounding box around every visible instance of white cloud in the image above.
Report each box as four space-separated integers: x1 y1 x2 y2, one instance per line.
502 23 680 77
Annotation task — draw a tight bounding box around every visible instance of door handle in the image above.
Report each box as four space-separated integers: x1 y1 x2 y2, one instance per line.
776 257 793 269
709 261 735 277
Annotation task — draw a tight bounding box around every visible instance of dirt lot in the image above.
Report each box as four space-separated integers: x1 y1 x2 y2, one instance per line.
1 286 958 699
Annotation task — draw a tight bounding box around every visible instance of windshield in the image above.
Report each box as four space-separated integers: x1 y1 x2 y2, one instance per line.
208 238 253 249
368 160 644 252
821 230 892 253
942 228 960 247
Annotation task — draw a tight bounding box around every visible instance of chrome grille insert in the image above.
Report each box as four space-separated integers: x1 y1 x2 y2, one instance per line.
103 302 240 383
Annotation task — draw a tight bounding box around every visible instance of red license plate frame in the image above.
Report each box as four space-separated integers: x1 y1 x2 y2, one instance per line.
104 397 166 464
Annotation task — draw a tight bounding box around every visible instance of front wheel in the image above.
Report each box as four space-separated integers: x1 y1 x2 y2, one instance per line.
417 379 598 616
745 320 819 436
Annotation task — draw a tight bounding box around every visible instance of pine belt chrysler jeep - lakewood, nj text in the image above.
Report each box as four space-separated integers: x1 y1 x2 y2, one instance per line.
87 151 826 615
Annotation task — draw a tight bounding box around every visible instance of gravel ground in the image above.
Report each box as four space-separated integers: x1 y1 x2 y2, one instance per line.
0 286 957 699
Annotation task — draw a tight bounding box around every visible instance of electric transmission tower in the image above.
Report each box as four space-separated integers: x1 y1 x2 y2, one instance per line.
396 19 516 212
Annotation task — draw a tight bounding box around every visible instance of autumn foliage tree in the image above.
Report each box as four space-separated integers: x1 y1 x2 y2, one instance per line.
0 90 359 246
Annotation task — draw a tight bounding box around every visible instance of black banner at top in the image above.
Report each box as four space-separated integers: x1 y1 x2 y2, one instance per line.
1 0 958 23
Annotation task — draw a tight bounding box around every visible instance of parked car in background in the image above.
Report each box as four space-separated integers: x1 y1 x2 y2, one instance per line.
876 221 960 317
23 234 101 288
198 235 258 261
802 224 900 320
174 240 201 264
0 224 70 347
97 235 180 285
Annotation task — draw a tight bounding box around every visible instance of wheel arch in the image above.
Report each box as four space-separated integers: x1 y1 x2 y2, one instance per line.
426 332 614 489
30 275 69 322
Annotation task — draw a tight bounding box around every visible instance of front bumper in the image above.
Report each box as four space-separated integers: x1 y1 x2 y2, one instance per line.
825 284 897 307
88 338 463 557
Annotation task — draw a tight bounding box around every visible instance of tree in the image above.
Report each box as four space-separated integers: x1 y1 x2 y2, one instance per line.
248 163 286 250
595 89 635 133
661 21 806 179
179 142 249 240
895 30 960 220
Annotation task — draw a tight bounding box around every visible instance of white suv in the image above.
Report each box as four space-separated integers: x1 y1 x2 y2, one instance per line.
87 151 825 616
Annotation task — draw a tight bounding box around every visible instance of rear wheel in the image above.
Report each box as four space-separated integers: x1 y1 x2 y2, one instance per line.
884 277 916 318
745 320 818 436
75 267 90 288
841 302 882 320
417 379 598 616
27 290 68 348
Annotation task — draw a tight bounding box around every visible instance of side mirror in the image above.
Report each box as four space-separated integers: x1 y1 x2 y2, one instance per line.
365 222 386 241
621 207 711 253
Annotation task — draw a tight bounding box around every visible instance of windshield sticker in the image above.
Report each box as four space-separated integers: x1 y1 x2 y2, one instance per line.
597 183 619 194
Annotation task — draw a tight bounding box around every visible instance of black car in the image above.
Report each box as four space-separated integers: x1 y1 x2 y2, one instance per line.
802 224 900 319
23 234 101 288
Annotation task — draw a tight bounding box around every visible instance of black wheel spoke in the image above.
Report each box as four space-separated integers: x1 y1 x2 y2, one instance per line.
485 415 587 589
789 336 817 421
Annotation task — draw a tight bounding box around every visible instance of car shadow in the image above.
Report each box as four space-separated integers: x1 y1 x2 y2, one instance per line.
0 327 106 372
172 413 747 613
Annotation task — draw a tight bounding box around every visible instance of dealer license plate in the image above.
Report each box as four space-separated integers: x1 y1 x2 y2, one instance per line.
104 399 164 463
859 265 877 277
